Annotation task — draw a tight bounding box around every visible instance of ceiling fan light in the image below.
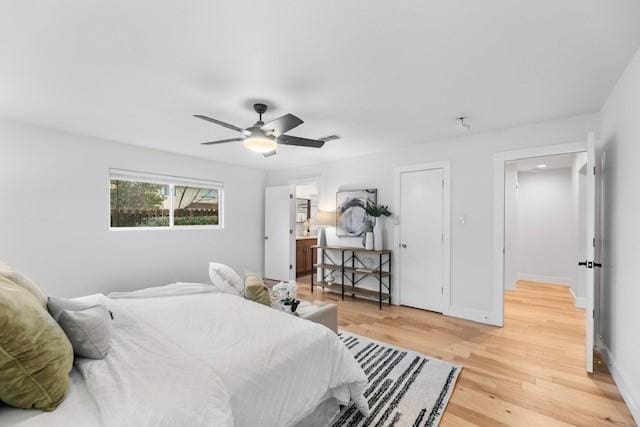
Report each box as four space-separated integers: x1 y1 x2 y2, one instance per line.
456 117 471 131
243 136 277 153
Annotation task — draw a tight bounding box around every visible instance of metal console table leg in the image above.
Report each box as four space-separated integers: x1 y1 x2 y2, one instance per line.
341 250 345 300
378 253 383 310
310 246 315 294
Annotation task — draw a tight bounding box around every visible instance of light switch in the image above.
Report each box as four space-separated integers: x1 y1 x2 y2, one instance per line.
459 216 465 224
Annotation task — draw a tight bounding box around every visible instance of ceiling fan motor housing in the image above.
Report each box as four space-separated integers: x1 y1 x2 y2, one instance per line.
253 103 268 121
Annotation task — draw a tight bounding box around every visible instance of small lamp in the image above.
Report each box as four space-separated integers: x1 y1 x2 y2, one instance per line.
316 210 335 247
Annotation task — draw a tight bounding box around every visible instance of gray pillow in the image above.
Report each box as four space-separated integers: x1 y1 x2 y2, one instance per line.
47 297 113 359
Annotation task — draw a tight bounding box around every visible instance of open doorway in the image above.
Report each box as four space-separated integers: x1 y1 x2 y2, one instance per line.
263 179 320 282
504 152 587 307
294 182 319 277
495 136 600 373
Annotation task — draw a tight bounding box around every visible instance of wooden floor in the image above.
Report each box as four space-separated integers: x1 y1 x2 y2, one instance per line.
296 278 636 427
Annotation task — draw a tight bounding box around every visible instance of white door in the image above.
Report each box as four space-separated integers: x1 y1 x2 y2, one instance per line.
399 168 444 312
585 133 598 373
264 185 294 281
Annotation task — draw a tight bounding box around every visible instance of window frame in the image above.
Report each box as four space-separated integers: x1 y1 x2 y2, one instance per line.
108 169 224 231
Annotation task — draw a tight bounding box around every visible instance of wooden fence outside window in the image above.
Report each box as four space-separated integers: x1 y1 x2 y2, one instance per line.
110 208 218 227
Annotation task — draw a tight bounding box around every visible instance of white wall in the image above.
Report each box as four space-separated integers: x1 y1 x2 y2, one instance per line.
0 120 266 297
599 47 640 422
516 169 575 287
266 112 599 325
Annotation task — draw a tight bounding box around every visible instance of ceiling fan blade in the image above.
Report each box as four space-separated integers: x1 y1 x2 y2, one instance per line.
263 150 277 158
261 113 303 136
194 115 249 135
318 135 340 142
200 137 245 145
277 135 325 148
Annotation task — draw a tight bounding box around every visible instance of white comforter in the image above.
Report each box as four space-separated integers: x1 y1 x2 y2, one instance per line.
79 283 368 427
75 294 234 427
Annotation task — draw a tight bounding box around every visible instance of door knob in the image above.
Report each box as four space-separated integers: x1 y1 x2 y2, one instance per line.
401 243 407 248
579 260 603 268
264 236 269 240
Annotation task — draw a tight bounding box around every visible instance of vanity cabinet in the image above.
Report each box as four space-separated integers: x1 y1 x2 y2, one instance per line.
296 238 316 276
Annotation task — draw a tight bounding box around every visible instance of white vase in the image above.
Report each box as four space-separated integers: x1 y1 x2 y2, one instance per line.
365 232 374 250
373 217 383 250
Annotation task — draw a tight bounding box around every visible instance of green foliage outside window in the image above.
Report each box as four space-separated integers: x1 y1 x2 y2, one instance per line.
139 215 218 227
110 180 166 210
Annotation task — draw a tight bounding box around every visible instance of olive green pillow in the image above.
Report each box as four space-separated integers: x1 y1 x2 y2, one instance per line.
0 276 73 411
244 274 272 307
0 261 47 308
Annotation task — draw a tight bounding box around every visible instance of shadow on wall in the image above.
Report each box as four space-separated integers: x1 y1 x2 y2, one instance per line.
600 132 616 343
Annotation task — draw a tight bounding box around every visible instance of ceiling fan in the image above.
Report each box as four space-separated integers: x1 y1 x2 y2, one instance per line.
195 103 340 157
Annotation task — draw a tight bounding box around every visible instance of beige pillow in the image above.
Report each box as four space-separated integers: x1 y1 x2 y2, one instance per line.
0 261 47 308
0 275 73 411
244 274 271 307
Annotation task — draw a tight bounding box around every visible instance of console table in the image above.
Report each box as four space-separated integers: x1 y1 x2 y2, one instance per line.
309 245 392 309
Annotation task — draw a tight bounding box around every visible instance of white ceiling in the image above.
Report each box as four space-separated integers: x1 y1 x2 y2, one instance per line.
1 1 639 170
508 153 577 172
296 183 319 200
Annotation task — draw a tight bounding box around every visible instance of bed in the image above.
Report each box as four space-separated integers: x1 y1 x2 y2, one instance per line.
0 283 369 427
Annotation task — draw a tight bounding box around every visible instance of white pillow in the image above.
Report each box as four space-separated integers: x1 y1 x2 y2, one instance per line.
48 296 113 360
208 263 244 296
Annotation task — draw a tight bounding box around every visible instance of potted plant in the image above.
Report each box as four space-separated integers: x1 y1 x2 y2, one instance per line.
273 281 300 313
282 296 300 313
366 201 392 250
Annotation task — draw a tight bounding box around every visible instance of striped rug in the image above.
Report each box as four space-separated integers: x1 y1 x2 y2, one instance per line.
332 332 461 427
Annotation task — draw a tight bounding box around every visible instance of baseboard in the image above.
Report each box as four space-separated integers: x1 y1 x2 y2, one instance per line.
322 286 499 327
569 288 586 308
447 305 500 326
598 341 640 424
517 273 573 287
322 282 499 327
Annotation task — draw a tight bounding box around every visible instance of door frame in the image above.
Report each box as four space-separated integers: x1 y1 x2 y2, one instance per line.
493 140 588 327
393 161 451 314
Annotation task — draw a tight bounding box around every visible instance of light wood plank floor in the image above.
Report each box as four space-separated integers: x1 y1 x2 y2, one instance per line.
296 278 636 426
